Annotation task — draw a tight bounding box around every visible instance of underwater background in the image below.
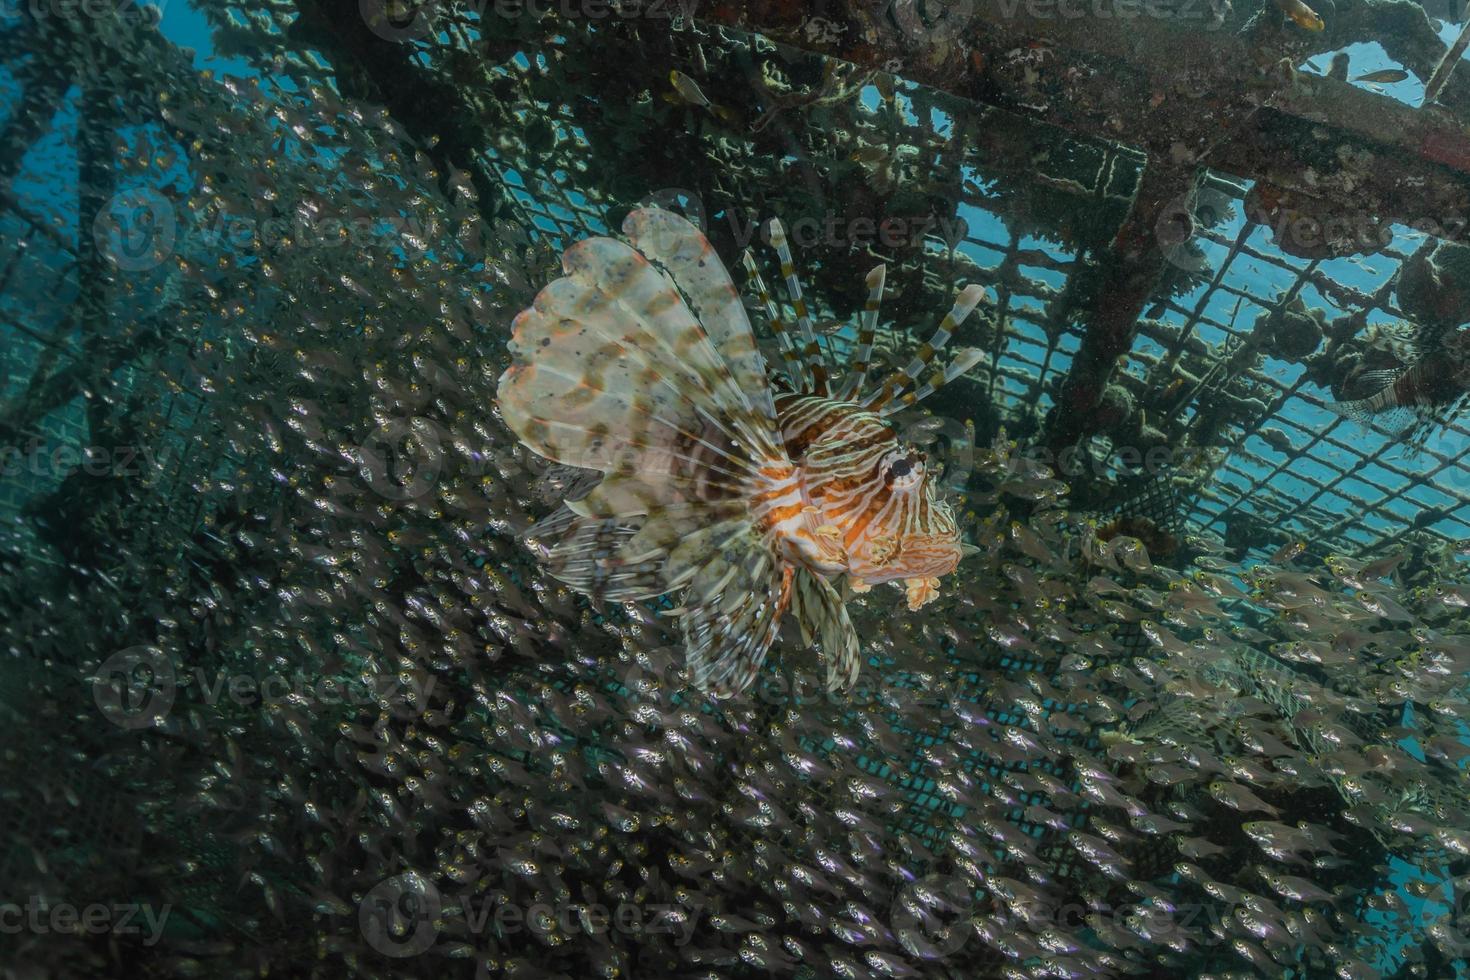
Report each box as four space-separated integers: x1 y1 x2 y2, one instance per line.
4 0 1470 976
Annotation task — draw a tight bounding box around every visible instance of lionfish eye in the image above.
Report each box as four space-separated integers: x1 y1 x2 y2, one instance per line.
884 452 923 489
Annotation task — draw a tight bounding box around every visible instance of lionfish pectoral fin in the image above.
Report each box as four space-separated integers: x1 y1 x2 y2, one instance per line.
904 577 942 611
1323 398 1375 423
522 504 580 549
622 208 776 420
537 513 673 601
498 209 800 641
1353 369 1404 393
791 569 862 693
497 215 785 484
681 536 793 698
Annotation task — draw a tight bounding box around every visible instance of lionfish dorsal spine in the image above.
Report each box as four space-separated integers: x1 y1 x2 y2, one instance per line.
767 217 830 397
834 264 886 403
890 347 989 414
863 283 987 413
741 249 807 392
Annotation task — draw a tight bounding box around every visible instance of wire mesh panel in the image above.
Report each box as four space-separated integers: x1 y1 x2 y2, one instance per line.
2 3 1469 979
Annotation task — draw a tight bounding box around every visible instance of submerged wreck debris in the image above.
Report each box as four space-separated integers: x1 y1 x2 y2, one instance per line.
1244 181 1393 261
3 1 1470 978
1398 238 1470 332
1425 17 1470 106
1255 292 1327 361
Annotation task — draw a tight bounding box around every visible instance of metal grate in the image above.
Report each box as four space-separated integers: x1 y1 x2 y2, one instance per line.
2 6 1466 978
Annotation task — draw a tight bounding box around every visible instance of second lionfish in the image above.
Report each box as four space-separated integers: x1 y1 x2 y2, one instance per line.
496 208 987 696
1328 323 1470 448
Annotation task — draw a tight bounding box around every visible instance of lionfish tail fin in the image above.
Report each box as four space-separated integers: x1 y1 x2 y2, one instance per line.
534 516 668 601
678 534 793 698
790 568 862 692
534 500 753 603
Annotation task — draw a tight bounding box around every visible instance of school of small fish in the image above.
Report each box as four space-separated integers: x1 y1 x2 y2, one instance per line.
2 12 1470 980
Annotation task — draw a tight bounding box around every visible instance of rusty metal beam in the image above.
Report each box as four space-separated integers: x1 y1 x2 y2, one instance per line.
697 0 1470 450
1045 163 1197 451
698 0 1470 239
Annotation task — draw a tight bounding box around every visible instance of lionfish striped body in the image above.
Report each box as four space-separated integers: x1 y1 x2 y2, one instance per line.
496 208 986 697
1328 327 1470 447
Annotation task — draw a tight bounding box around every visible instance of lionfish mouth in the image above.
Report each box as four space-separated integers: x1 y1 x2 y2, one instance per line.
849 537 964 585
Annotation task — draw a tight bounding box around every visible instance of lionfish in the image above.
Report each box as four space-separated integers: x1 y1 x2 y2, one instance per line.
496 208 987 697
1327 324 1470 448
